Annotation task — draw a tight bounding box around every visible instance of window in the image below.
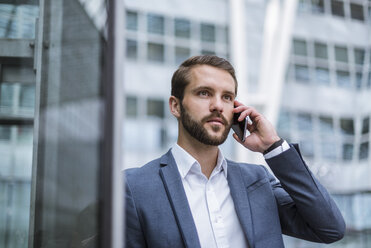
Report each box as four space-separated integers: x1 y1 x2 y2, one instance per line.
319 116 334 134
360 142 369 160
340 118 354 135
293 39 307 56
0 83 14 107
126 96 138 117
343 143 353 160
20 84 35 109
362 117 370 134
147 14 164 35
335 45 348 63
175 47 190 65
311 0 325 14
17 125 33 143
126 11 138 31
297 113 313 132
350 3 364 21
356 72 363 89
331 0 345 17
354 48 365 65
315 67 330 85
0 125 11 140
200 23 215 42
174 18 190 38
147 98 164 118
314 42 328 59
321 141 337 160
126 39 138 59
336 70 351 88
147 42 164 62
295 65 310 82
277 110 291 133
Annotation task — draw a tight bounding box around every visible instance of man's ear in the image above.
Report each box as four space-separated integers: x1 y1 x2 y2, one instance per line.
169 96 181 118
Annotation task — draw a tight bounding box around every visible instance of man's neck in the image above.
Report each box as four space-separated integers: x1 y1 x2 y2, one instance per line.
177 137 219 179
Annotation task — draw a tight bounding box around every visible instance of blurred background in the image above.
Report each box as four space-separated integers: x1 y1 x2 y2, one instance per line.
0 0 370 247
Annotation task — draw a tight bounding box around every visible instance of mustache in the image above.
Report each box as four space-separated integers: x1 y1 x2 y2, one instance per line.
201 113 229 126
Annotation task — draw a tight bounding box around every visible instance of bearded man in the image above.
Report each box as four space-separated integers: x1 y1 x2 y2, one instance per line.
124 55 345 248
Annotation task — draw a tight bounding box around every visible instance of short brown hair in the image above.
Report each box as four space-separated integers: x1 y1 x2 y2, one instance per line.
171 55 238 100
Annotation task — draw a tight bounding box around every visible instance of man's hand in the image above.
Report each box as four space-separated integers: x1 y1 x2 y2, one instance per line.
232 101 281 153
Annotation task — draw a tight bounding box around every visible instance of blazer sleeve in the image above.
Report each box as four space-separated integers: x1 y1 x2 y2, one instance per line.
265 144 346 244
125 174 147 248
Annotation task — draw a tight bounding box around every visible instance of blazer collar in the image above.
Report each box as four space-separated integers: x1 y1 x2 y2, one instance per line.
227 160 255 248
159 150 201 248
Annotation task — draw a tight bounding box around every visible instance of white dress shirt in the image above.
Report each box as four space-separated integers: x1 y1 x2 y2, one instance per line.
171 144 248 248
171 141 289 248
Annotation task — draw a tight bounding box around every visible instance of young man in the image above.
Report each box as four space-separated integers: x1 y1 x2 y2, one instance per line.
124 55 345 248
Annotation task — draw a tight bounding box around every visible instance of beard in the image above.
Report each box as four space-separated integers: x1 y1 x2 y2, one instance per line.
179 102 232 146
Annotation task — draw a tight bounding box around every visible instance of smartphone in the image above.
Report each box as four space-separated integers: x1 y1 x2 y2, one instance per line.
231 112 248 142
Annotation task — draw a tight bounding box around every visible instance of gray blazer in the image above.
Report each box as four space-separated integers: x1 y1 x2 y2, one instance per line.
124 144 345 248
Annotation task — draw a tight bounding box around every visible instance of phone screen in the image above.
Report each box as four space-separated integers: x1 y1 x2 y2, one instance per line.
231 112 247 142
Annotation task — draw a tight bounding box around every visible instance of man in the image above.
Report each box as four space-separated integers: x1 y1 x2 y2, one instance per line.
124 55 345 248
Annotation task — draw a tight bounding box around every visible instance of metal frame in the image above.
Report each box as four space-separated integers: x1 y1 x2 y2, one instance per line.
100 0 124 247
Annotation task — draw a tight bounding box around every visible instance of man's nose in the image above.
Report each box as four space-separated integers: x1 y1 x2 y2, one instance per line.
210 96 223 113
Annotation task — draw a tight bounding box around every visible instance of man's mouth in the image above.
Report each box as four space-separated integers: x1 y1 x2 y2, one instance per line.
206 117 225 126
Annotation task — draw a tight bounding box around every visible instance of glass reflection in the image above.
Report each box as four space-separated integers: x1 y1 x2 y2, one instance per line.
0 3 38 39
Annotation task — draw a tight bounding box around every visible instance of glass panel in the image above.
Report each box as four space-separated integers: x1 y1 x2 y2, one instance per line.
200 23 215 42
147 98 164 118
360 142 369 160
297 113 313 132
175 46 190 65
343 143 353 160
175 18 190 38
293 39 307 56
295 64 310 82
0 82 14 108
147 13 164 35
126 39 138 59
0 3 39 39
20 84 35 109
356 72 363 89
126 10 138 31
350 3 364 21
311 0 325 13
319 116 334 134
336 70 351 88
362 117 370 134
314 42 328 59
315 67 330 85
321 141 337 160
340 118 355 135
147 42 164 62
126 95 137 117
277 110 291 133
354 48 365 65
335 45 348 63
27 1 113 247
0 125 11 140
331 0 345 17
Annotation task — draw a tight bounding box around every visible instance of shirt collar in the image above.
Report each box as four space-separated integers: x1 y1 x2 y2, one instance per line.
171 143 228 179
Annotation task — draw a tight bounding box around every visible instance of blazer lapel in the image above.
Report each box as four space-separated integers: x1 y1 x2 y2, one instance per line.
227 161 255 248
159 151 201 248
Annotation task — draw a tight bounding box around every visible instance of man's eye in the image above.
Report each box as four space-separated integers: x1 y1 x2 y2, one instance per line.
224 95 232 101
199 91 209 96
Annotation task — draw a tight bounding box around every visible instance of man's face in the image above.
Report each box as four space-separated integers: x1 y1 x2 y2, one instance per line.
179 65 236 146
